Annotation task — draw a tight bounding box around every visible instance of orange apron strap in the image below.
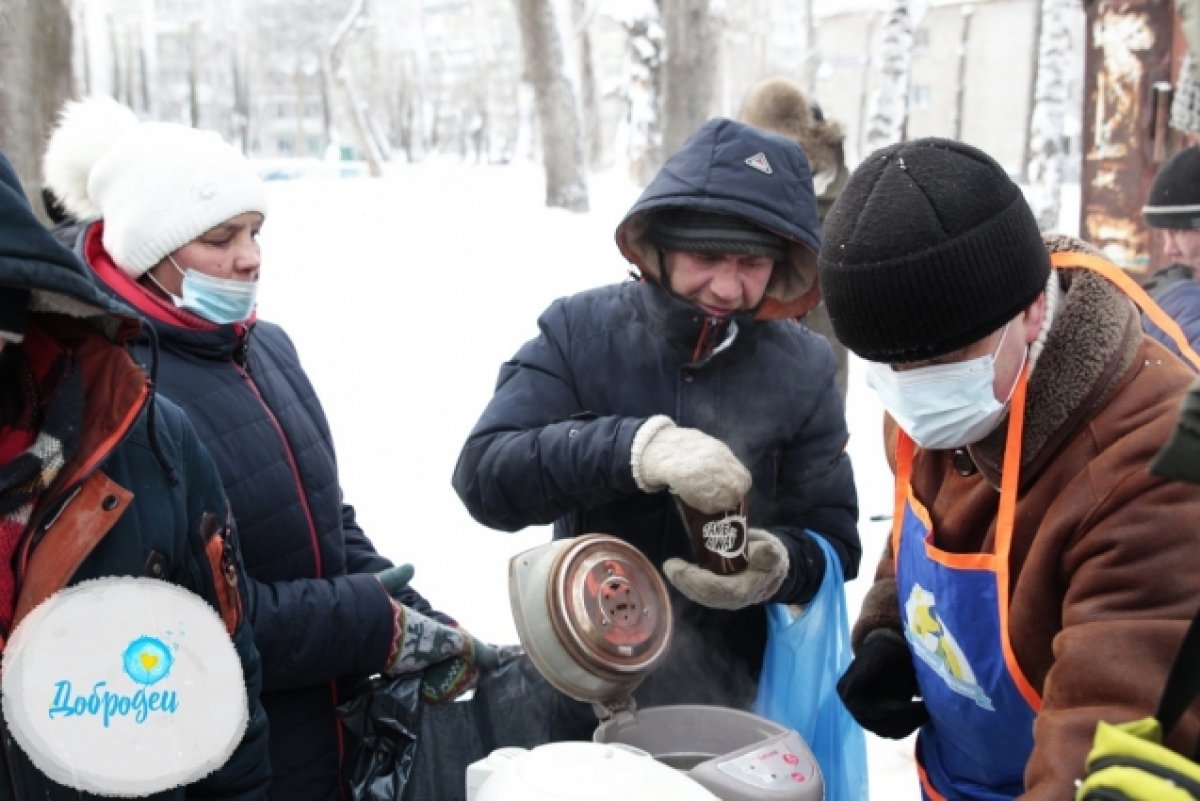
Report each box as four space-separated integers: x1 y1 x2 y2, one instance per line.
12 471 132 632
1050 251 1200 371
995 368 1027 561
995 366 1042 710
892 432 915 555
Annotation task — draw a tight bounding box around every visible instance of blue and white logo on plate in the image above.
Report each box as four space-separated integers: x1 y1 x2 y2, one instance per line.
2 577 248 796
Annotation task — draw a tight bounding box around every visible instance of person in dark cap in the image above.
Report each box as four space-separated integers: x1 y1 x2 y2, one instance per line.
1142 144 1200 359
453 117 859 719
821 136 1200 800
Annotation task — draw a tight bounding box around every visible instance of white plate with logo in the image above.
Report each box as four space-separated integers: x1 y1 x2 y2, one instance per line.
2 577 248 796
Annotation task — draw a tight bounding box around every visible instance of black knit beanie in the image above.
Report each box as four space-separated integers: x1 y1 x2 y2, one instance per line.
646 209 787 262
817 138 1050 363
1144 145 1200 229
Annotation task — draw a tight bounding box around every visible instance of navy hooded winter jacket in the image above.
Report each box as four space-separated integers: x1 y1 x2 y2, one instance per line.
453 119 860 711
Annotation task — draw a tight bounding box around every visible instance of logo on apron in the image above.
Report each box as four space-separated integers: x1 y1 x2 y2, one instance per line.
905 583 994 711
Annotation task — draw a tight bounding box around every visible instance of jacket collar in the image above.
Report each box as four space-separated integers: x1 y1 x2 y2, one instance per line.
969 243 1143 487
81 222 251 361
632 279 755 364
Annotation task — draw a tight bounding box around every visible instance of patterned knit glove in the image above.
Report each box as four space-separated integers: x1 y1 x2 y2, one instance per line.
376 564 497 704
417 633 501 704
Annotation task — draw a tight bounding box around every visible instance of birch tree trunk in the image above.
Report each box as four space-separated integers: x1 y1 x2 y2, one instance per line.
0 0 73 216
661 0 715 156
573 0 603 168
329 0 385 176
613 10 664 185
1025 0 1073 232
514 0 590 212
864 0 914 153
187 22 202 126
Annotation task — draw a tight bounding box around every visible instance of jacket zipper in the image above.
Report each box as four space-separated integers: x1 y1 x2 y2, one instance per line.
1085 753 1200 797
691 316 721 362
1078 789 1133 801
27 485 83 553
220 525 245 627
233 332 347 793
231 358 325 578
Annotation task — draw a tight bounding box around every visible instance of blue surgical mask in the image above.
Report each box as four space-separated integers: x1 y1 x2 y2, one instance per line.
865 322 1025 450
162 255 258 324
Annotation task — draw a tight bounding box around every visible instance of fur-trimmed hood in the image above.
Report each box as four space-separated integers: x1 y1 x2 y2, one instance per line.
0 150 138 343
614 117 823 320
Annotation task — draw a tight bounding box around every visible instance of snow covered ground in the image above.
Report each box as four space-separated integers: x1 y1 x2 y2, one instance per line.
253 160 1079 800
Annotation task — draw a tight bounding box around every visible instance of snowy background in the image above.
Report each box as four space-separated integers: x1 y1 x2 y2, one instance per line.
252 160 1079 800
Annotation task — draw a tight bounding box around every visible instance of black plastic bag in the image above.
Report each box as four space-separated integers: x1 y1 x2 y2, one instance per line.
339 673 424 801
403 654 595 801
340 654 597 801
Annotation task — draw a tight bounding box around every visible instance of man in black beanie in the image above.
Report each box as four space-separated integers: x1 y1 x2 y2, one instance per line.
453 118 859 725
820 137 1200 800
1141 144 1200 359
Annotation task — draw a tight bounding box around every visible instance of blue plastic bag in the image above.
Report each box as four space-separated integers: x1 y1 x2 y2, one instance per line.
753 534 869 801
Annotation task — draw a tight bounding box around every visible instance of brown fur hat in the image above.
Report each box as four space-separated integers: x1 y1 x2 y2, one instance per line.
738 77 844 176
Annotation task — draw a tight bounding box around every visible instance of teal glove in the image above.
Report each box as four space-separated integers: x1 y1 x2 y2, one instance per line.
375 563 496 704
376 564 415 596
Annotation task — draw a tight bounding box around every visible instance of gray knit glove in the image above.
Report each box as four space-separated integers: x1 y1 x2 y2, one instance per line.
630 415 751 514
663 529 788 610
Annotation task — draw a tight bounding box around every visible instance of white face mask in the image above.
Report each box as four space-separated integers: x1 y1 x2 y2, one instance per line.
865 322 1026 450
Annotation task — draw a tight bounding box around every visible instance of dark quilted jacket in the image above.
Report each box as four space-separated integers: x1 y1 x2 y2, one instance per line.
66 220 446 801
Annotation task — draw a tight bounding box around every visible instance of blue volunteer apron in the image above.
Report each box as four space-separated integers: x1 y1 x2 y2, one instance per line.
892 367 1040 801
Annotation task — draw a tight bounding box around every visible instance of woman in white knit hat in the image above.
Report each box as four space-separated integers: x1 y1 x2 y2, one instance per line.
42 96 497 801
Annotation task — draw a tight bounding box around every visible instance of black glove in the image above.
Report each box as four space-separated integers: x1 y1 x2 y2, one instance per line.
836 628 929 739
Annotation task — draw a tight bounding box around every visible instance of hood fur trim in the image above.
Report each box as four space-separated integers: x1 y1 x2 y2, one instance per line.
616 211 819 320
970 234 1142 483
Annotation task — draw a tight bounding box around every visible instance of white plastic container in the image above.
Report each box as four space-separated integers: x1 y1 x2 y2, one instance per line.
468 741 720 801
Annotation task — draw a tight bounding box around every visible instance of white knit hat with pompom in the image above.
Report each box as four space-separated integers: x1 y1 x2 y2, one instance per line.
42 95 268 278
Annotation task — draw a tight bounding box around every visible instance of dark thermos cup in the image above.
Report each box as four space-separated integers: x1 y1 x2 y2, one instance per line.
673 496 749 575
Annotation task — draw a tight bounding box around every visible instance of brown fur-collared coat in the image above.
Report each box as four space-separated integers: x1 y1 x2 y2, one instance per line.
855 235 1200 799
